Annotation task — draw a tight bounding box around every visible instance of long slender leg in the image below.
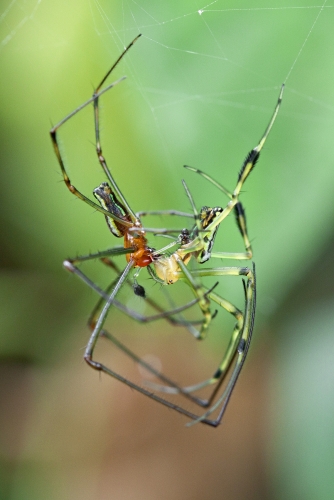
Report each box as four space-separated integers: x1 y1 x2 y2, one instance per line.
134 208 196 241
234 86 284 196
83 270 254 428
206 201 252 259
187 263 256 426
146 257 218 340
182 85 284 243
65 250 222 409
171 265 254 281
84 260 134 368
181 166 253 259
209 201 252 259
146 264 253 385
206 201 252 260
77 264 230 426
92 38 142 224
99 257 206 331
144 263 256 424
65 259 205 325
88 276 212 408
136 209 194 218
65 250 255 424
146 289 244 398
84 266 218 425
177 259 214 339
82 263 255 425
83 350 218 426
64 246 134 266
98 328 209 408
50 36 142 225
50 119 132 224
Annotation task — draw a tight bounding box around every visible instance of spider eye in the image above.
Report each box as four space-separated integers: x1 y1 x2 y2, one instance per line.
101 182 110 192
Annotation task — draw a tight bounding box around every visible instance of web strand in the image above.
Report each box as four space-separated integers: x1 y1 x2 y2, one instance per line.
284 0 328 82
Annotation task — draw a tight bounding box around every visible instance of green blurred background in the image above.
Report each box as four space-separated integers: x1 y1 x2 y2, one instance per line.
1 1 334 499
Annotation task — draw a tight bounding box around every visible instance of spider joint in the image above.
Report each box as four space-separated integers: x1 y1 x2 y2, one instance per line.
84 354 103 371
63 260 75 272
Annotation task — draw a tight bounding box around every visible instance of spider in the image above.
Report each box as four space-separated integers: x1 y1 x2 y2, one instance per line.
50 34 284 427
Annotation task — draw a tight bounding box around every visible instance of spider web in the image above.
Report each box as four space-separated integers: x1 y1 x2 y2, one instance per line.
0 0 42 50
84 0 331 172
1 4 334 496
0 0 333 313
87 0 332 313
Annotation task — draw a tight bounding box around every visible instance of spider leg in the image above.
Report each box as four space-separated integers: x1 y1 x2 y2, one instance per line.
133 209 196 241
136 209 194 218
64 246 135 266
184 165 233 199
84 329 218 426
50 36 142 225
181 179 206 252
130 226 190 235
92 38 143 224
177 259 214 339
72 261 230 420
96 263 221 406
206 202 252 260
97 328 210 409
146 289 244 403
187 265 256 426
66 249 222 409
87 273 212 409
229 85 285 219
84 260 134 369
182 169 252 258
183 85 284 239
50 122 132 225
138 203 252 259
64 251 204 327
145 263 256 425
67 252 255 425
99 257 206 332
233 201 251 256
234 86 284 196
147 258 216 340
86 282 217 426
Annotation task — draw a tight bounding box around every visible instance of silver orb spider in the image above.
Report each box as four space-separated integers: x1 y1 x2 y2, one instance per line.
50 35 283 427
